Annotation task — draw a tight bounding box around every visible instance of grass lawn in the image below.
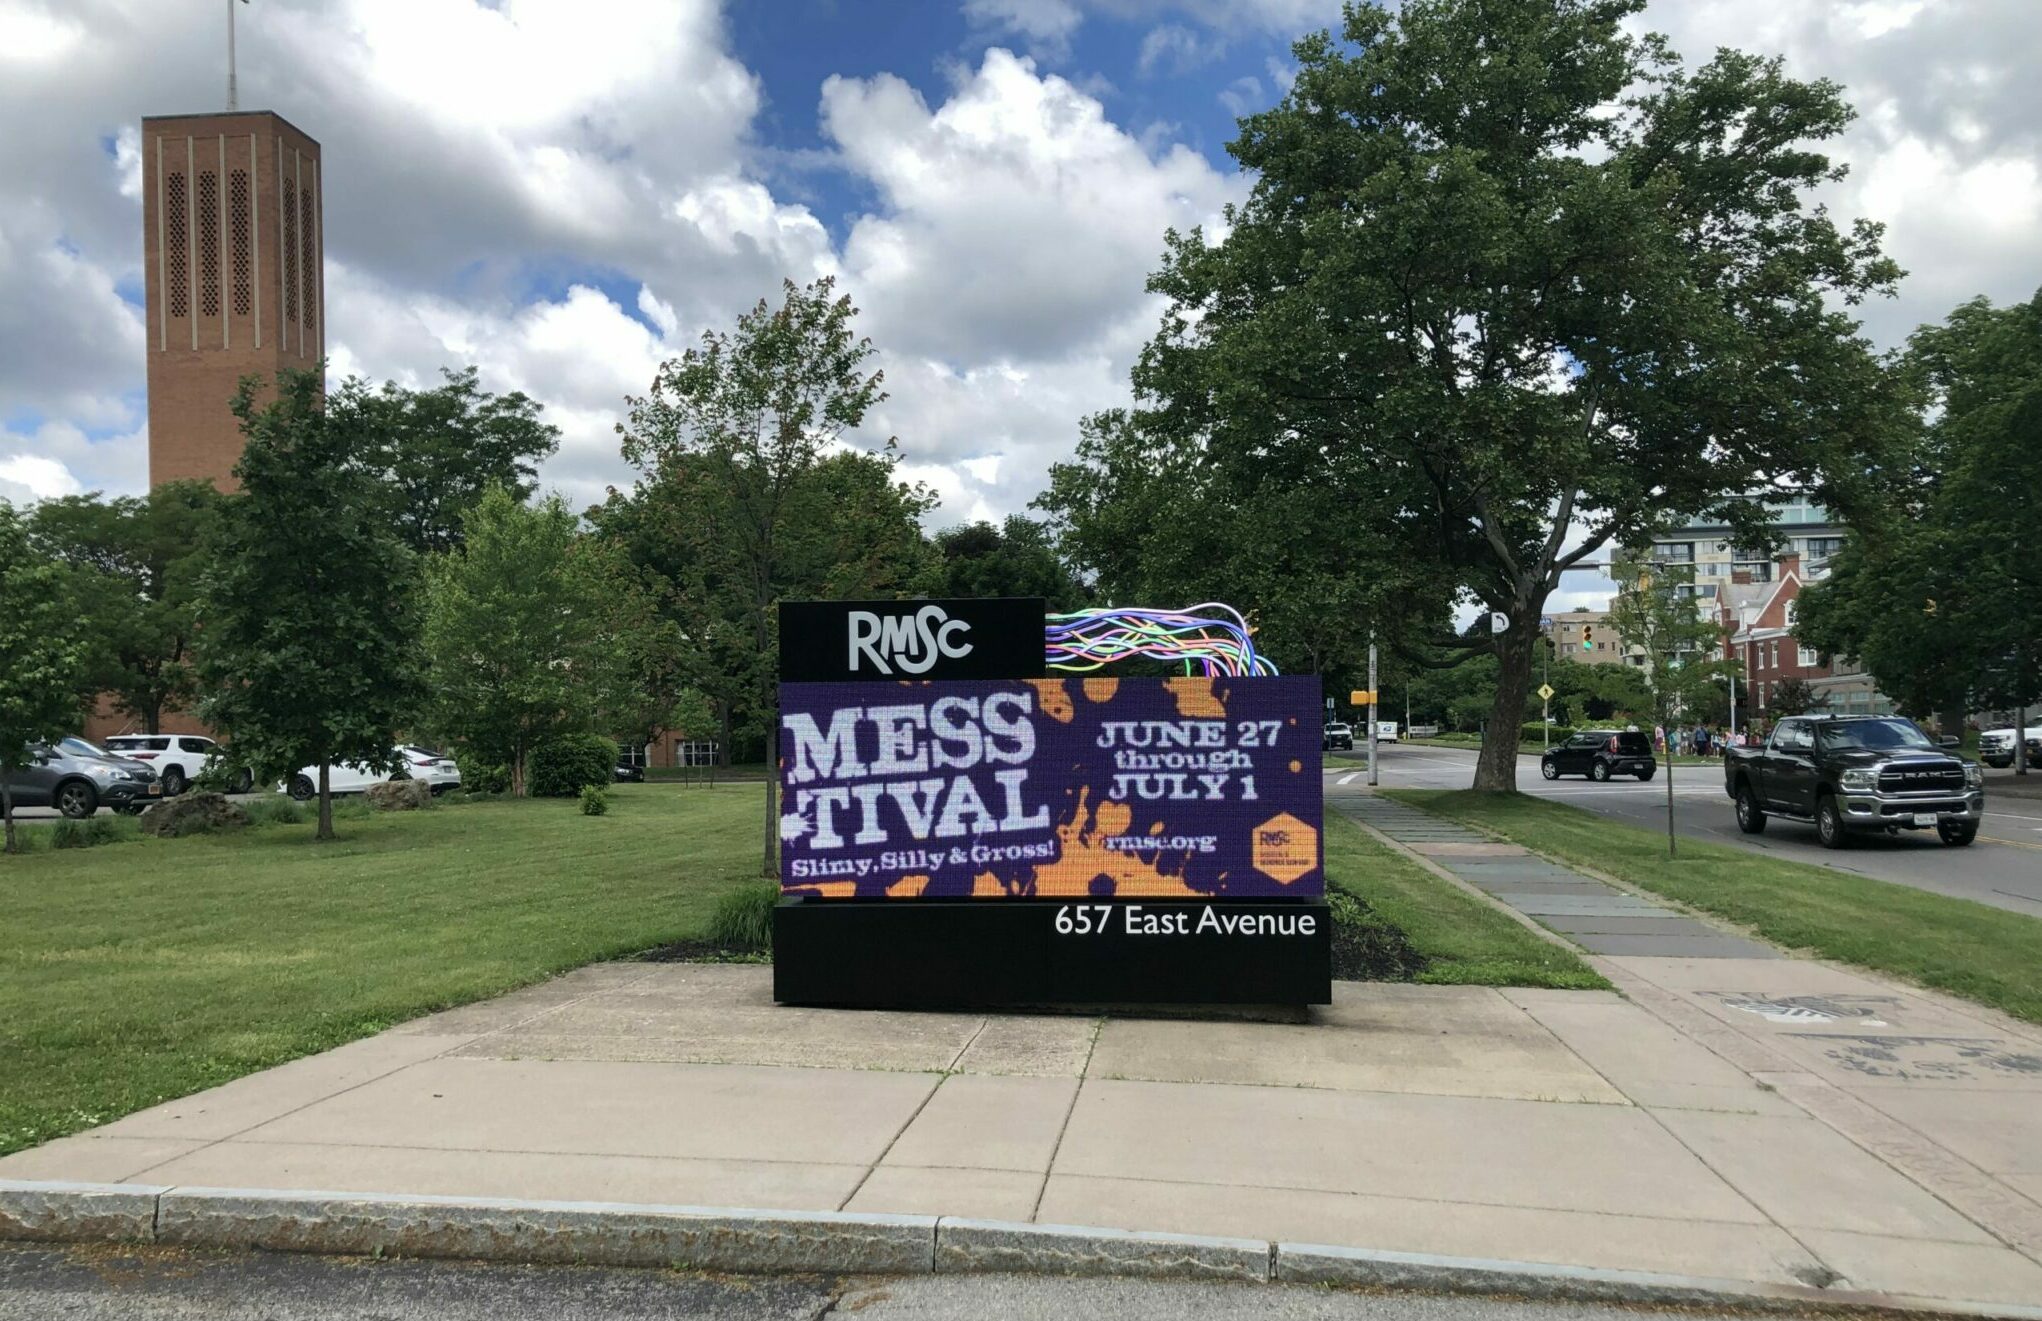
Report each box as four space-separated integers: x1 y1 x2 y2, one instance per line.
1322 811 1607 990
0 784 764 1157
1386 789 2042 1025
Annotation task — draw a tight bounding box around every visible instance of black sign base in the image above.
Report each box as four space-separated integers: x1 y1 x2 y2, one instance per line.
773 897 1332 1009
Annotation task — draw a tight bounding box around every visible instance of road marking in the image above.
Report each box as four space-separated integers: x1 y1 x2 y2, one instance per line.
1337 773 1359 785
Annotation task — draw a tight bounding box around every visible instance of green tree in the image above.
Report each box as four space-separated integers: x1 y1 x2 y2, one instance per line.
1090 0 1902 791
1041 410 1452 683
422 487 665 795
1767 676 1820 717
337 366 561 555
25 481 219 733
1799 290 2042 726
615 277 929 875
1607 557 1731 853
194 369 422 840
0 505 90 854
935 515 1088 608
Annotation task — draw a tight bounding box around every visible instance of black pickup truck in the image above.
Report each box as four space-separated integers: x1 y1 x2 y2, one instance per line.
1723 714 1984 848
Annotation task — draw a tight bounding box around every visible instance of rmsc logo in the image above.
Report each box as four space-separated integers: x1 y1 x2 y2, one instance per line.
847 604 975 676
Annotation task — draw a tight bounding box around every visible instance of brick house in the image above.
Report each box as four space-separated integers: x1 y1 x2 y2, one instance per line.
1713 554 1889 722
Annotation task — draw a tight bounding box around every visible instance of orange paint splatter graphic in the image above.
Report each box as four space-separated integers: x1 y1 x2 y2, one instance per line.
1164 676 1228 717
1082 677 1119 702
886 874 930 899
1026 679 1075 723
1028 787 1202 898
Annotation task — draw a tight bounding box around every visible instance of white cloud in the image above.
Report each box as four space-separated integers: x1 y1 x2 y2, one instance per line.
825 49 1243 364
1137 23 1227 77
3 0 2040 535
964 0 1086 61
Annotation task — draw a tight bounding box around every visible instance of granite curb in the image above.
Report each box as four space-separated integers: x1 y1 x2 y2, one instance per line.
7 1179 2042 1317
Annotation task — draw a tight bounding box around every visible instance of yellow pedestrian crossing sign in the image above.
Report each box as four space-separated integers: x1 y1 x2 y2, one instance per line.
1537 683 1555 701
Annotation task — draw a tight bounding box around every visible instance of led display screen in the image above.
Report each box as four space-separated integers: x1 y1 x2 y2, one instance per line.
778 675 1323 899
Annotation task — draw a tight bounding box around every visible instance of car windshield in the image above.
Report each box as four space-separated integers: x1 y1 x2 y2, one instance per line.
1818 719 1935 752
57 737 109 758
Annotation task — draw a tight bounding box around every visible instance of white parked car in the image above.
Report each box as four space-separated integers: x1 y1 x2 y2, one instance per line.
102 733 253 795
280 746 461 800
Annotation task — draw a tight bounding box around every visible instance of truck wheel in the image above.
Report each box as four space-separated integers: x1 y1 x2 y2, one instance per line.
1937 821 1978 846
161 766 187 796
1735 783 1767 834
288 774 316 802
1590 760 1611 782
1816 793 1850 849
1636 768 1655 781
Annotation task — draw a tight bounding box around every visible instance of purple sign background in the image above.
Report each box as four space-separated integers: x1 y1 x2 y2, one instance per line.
778 675 1323 900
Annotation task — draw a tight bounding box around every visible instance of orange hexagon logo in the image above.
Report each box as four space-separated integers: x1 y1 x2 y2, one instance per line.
1251 812 1317 885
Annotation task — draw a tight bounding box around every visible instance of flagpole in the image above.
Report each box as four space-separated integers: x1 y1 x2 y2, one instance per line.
227 0 239 111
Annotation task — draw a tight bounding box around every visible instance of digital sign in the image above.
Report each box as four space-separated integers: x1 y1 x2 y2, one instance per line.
778 674 1323 901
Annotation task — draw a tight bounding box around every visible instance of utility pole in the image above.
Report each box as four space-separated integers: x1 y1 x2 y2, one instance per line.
1367 633 1379 788
1542 635 1551 751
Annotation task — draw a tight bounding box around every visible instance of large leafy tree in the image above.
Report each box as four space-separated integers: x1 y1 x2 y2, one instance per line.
1798 290 2042 729
935 515 1088 609
0 504 90 854
195 369 421 840
1076 0 1902 790
26 481 219 734
613 277 934 874
422 487 674 795
337 366 561 554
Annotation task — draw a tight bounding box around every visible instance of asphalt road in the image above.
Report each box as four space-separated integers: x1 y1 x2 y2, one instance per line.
1335 742 2042 917
0 1243 1813 1321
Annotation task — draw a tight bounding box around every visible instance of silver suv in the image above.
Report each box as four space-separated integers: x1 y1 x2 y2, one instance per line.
4 737 162 818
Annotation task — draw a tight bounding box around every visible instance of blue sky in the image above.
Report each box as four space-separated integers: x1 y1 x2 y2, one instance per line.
3 0 2040 592
728 0 1286 240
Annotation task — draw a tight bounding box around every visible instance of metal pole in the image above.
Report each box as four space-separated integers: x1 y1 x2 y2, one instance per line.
1367 634 1379 788
1542 637 1550 750
227 0 238 111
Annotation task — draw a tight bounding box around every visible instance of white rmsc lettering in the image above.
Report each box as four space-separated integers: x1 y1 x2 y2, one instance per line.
846 605 976 675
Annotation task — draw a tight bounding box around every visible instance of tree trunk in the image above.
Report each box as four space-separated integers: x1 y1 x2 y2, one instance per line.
1 775 15 855
718 700 732 768
145 706 161 736
511 740 526 798
316 762 333 840
1473 604 1540 792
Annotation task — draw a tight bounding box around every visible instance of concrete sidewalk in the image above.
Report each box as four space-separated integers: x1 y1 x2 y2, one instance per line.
6 791 2042 1312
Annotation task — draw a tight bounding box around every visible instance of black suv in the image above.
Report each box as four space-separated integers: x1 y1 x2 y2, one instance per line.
1724 714 1983 848
1540 729 1657 782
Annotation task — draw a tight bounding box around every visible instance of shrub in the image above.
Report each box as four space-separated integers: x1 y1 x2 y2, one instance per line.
455 752 510 796
1327 886 1427 981
578 784 610 816
244 798 305 826
707 881 779 953
529 733 617 798
1521 722 1575 743
49 815 142 849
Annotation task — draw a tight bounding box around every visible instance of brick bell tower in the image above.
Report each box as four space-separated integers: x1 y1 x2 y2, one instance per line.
142 111 323 491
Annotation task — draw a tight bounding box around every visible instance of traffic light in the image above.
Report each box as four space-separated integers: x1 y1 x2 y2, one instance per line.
1581 623 1594 651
